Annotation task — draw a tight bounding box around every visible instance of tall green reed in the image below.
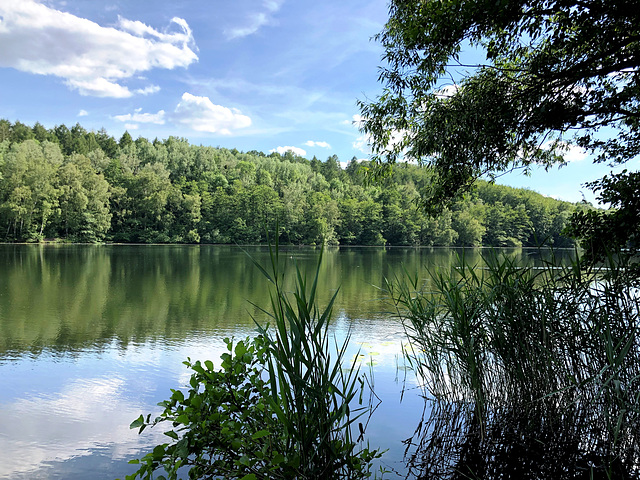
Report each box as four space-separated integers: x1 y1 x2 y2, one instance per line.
249 236 382 479
389 250 640 478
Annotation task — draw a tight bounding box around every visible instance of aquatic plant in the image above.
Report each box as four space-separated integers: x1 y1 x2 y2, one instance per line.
389 251 640 478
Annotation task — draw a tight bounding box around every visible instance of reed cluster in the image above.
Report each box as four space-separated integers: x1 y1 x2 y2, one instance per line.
388 251 640 478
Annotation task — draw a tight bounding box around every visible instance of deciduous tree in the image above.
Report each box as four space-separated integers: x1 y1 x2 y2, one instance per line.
359 0 640 254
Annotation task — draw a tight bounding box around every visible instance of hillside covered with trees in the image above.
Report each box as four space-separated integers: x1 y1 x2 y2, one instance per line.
0 119 585 246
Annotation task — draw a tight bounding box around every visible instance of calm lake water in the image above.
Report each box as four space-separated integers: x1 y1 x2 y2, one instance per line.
0 244 564 479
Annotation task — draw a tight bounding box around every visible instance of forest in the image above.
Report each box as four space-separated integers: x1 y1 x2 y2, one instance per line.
0 119 585 246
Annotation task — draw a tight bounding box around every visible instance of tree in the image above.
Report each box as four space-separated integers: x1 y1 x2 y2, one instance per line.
359 0 640 252
452 207 485 247
565 170 640 260
10 121 35 143
55 154 111 242
53 124 73 156
0 140 60 240
32 122 52 143
0 120 10 143
119 130 134 150
96 128 118 158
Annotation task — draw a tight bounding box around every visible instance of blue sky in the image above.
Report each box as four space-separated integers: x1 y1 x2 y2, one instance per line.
0 0 626 204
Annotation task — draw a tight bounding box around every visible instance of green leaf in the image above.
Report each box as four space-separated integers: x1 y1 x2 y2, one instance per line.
235 341 247 357
251 429 270 440
130 415 145 429
172 389 184 403
175 414 189 425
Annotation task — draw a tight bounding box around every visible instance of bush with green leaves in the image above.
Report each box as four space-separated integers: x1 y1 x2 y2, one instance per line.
124 243 381 480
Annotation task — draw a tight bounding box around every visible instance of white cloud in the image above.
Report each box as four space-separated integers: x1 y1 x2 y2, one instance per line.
346 114 371 154
263 0 284 12
271 146 307 156
353 129 406 156
77 109 88 117
558 142 588 163
124 123 139 130
68 78 133 98
346 113 408 157
172 92 252 135
114 108 166 124
0 1 198 98
536 140 588 163
135 85 161 96
225 0 285 39
0 375 166 478
304 140 331 148
342 114 366 130
352 135 370 154
434 84 459 99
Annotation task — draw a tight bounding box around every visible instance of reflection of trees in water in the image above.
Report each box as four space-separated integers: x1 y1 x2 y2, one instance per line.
405 399 638 479
2 245 478 355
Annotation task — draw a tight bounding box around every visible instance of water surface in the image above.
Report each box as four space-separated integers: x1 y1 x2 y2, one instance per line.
0 244 559 479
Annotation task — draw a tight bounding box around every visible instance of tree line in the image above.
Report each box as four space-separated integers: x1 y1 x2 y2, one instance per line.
0 119 585 246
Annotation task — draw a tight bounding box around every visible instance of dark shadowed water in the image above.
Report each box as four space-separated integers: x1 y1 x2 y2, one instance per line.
0 244 563 479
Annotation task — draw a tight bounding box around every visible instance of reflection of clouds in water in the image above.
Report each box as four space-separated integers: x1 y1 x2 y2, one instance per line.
0 375 166 478
0 337 245 478
0 318 421 479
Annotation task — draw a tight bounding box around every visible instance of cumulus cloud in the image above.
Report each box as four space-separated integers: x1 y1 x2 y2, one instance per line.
135 85 161 96
0 375 166 478
0 1 198 98
353 128 406 156
304 140 331 148
77 109 88 117
557 142 588 162
344 114 371 154
114 108 166 124
346 114 407 157
271 146 307 156
352 135 370 154
172 92 252 135
226 0 285 39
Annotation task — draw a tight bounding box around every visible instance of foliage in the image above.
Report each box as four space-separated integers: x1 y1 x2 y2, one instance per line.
124 243 381 480
388 251 640 478
566 170 640 264
359 0 640 250
0 119 581 246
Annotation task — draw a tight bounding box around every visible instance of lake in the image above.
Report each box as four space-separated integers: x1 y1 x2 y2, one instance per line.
0 244 559 479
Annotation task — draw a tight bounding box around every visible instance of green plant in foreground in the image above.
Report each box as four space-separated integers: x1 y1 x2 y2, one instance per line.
123 242 381 480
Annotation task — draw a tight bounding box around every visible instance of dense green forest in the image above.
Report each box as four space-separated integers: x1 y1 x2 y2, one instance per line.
0 119 585 246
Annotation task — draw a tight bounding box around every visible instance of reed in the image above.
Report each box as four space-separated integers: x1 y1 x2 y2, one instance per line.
389 250 640 478
250 235 381 479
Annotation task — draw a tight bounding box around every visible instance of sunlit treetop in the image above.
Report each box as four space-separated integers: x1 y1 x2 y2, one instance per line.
359 0 640 213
